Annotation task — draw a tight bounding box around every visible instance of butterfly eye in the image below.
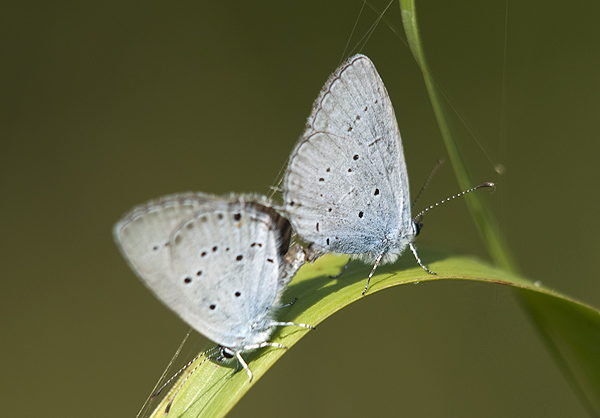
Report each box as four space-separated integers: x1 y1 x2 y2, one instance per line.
221 348 234 359
413 220 422 237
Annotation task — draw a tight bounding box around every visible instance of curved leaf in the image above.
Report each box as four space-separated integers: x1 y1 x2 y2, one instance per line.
147 252 600 417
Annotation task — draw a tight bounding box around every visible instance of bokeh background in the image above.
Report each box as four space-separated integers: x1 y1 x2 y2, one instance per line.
3 1 600 417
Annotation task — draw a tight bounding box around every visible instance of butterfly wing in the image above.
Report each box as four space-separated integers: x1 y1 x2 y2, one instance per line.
283 54 413 262
114 194 295 349
113 192 218 294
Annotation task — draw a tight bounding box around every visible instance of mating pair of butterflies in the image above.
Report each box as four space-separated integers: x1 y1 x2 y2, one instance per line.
114 54 491 411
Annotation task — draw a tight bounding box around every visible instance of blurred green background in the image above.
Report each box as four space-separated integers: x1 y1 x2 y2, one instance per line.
3 1 600 417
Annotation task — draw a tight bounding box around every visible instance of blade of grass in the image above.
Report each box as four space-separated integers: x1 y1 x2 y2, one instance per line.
399 0 517 273
516 288 600 415
146 253 600 418
398 1 600 414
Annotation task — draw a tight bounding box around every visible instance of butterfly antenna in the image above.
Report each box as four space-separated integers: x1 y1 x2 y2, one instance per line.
162 346 221 415
414 182 496 220
411 159 445 210
151 345 219 398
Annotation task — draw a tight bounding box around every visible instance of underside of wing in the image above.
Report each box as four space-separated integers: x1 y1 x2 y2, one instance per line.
167 198 293 348
113 192 220 290
284 55 413 256
115 194 296 349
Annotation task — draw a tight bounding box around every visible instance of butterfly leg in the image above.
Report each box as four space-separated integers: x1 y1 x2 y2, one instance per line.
329 258 351 279
362 252 384 296
244 341 288 350
409 242 436 275
270 321 315 330
237 342 289 382
235 352 254 382
280 297 298 308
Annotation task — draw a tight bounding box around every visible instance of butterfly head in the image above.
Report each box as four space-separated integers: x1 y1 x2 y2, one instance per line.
412 216 423 238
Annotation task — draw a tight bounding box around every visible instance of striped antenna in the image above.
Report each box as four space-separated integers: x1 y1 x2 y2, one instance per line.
149 345 222 415
414 182 496 220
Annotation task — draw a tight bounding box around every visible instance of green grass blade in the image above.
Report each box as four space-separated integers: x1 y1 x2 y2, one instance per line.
399 0 517 273
146 253 600 417
398 1 600 414
517 288 600 416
